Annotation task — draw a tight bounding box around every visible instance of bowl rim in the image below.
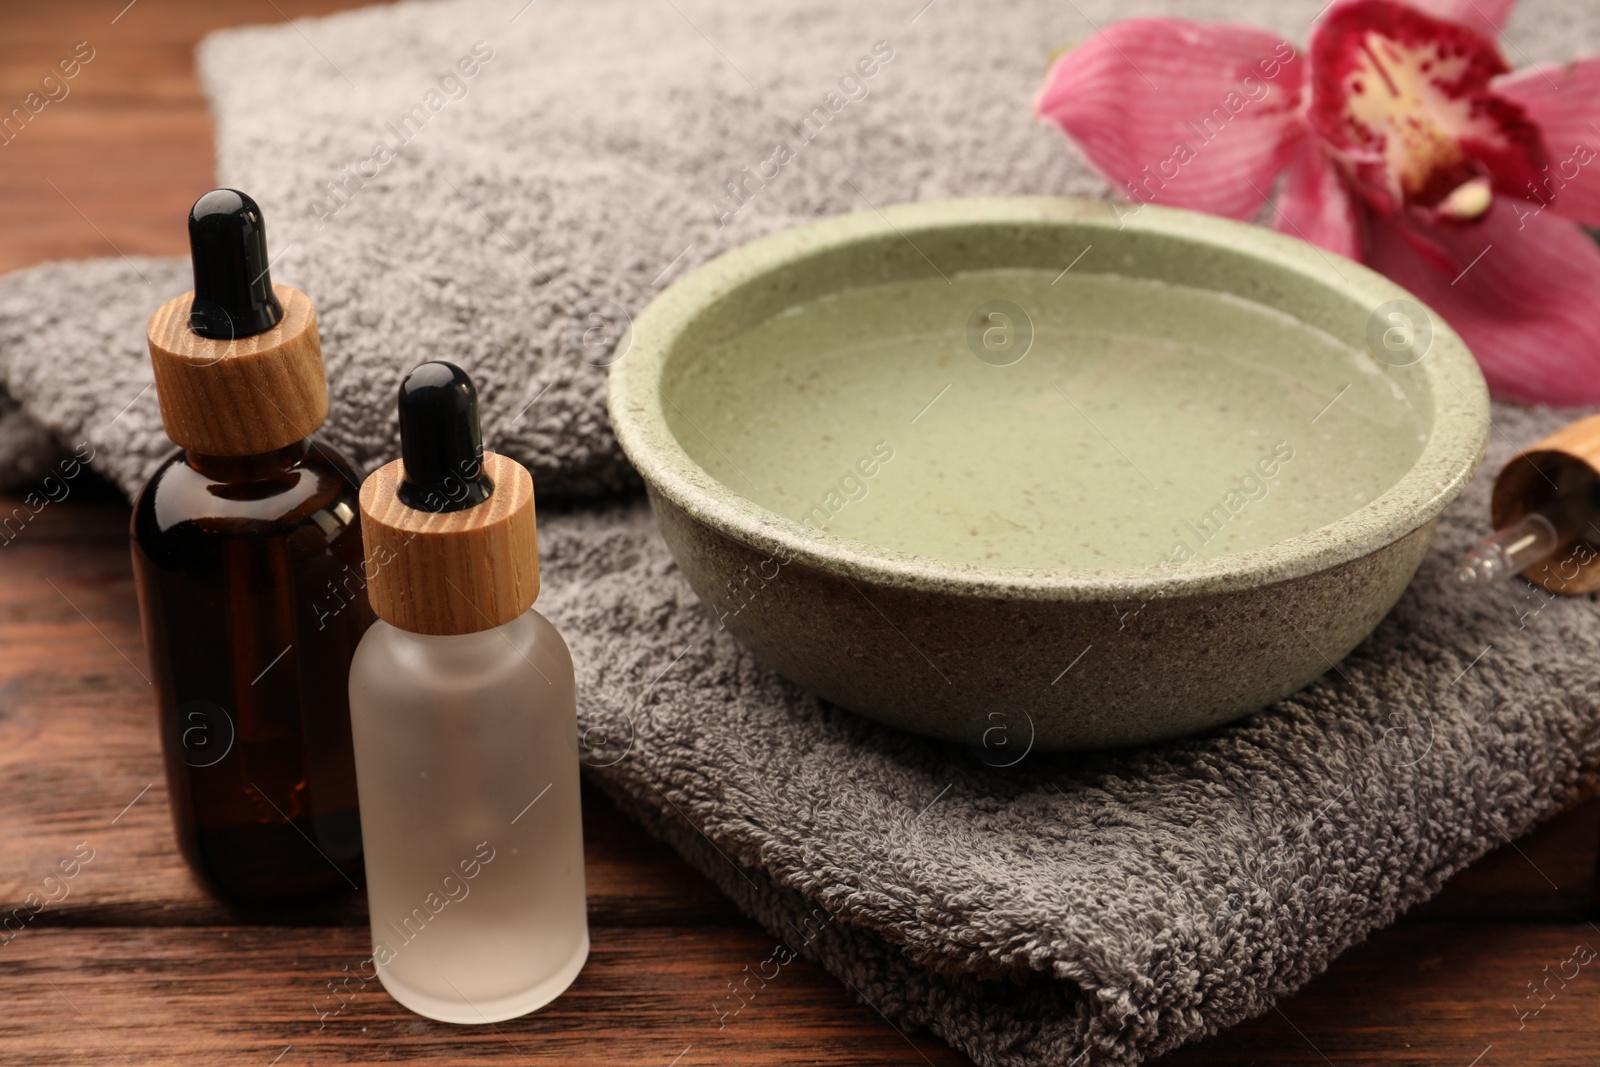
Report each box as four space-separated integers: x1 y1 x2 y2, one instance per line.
607 196 1490 602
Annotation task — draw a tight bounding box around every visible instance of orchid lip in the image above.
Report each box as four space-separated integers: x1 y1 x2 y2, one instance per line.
1308 0 1547 219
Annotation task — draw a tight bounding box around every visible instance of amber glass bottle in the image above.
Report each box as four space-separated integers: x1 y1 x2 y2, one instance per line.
131 189 370 904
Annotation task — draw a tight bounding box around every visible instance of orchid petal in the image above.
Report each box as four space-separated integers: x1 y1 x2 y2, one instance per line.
1366 203 1600 404
1273 143 1366 260
1395 0 1517 38
1035 20 1306 220
1493 59 1600 224
1316 0 1518 37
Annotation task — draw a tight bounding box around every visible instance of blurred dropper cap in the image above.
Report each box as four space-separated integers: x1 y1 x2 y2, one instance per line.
145 189 328 455
359 362 540 636
1488 411 1600 594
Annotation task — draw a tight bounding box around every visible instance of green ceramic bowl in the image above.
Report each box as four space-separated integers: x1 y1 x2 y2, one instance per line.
608 197 1488 750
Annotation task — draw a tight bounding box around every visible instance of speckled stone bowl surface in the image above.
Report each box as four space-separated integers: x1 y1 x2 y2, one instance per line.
608 197 1489 750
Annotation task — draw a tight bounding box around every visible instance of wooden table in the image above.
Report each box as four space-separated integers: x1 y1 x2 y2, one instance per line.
4 3 1599 1063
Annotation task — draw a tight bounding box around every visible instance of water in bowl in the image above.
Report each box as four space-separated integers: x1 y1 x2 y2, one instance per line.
665 268 1426 571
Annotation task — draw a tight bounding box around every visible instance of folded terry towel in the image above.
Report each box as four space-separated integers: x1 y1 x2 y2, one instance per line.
3 1 1599 1064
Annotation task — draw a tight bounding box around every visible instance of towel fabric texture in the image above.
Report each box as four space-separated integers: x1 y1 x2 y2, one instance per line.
3 1 1599 1064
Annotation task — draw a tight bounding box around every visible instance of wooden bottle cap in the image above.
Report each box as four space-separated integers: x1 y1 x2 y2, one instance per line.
1490 412 1600 594
358 452 540 636
146 283 328 455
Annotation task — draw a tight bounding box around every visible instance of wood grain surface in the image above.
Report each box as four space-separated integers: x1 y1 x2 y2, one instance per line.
0 1 396 274
359 453 541 635
145 284 331 456
2 3 1599 1065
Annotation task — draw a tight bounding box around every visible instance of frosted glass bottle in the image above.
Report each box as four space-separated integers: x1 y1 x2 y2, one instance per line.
350 360 588 1023
348 608 588 1023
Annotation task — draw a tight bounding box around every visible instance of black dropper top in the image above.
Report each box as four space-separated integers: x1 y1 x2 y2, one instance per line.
187 188 284 340
396 361 495 512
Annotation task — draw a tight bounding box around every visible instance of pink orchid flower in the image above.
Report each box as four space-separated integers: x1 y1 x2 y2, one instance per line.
1035 0 1600 405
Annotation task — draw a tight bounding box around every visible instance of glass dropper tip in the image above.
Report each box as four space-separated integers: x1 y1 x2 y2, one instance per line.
1453 512 1559 591
1453 552 1504 589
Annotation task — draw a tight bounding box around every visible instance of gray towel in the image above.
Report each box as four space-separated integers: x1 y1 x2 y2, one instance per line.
2 1 1598 1064
544 402 1600 1066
